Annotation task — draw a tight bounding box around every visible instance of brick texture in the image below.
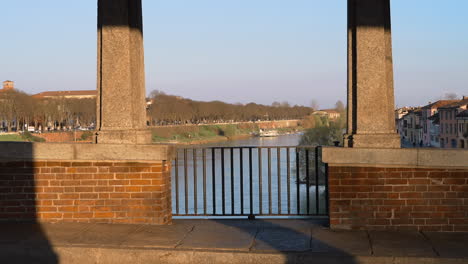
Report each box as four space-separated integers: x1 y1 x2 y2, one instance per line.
35 132 91 143
329 166 468 231
0 160 171 224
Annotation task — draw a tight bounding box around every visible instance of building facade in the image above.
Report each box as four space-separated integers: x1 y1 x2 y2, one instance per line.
33 90 97 99
438 98 468 148
428 113 441 147
401 109 423 147
0 80 14 92
420 100 457 147
312 109 341 120
456 109 468 149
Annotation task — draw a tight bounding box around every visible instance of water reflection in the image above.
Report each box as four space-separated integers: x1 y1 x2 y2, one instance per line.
172 134 327 218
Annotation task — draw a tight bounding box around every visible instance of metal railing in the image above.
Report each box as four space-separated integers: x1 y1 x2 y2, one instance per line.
172 146 328 218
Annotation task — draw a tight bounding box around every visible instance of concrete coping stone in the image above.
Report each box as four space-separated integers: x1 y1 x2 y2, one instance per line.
322 147 468 168
0 142 175 162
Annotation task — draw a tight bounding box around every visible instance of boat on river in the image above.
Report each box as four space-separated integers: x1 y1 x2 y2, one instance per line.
259 130 280 137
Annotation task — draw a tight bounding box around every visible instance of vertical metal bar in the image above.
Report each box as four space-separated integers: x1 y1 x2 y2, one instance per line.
315 147 320 215
175 149 179 214
249 148 253 216
296 148 300 214
212 148 216 215
306 148 310 215
231 148 234 215
277 147 281 214
287 147 291 215
325 161 329 216
193 148 197 215
221 148 226 215
268 148 272 215
203 148 207 215
184 149 188 215
258 148 262 215
240 148 244 215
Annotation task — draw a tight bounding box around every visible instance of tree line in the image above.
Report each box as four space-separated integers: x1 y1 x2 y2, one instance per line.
1 89 316 132
0 90 95 132
147 91 313 126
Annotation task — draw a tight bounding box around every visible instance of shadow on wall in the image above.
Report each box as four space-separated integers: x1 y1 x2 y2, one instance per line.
0 142 58 263
215 219 359 264
98 0 143 33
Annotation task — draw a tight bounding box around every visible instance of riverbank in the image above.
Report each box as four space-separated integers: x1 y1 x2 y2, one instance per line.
151 121 303 145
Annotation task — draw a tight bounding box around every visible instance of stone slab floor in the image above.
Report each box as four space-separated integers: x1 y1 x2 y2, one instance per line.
1 219 468 264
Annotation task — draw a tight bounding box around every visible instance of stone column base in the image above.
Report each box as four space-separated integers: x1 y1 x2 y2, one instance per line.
343 133 400 148
95 129 152 144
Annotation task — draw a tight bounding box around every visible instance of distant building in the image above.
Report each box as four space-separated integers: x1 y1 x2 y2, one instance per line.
33 90 97 99
420 100 457 147
401 108 423 146
0 80 15 92
395 107 416 135
455 109 468 149
312 109 340 120
428 112 441 147
438 97 468 148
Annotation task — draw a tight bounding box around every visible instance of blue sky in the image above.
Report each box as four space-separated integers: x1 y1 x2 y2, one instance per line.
1 1 467 108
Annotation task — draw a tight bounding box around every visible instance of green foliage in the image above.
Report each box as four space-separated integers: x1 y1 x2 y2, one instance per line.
80 131 94 141
21 132 46 142
151 123 262 143
0 134 25 142
218 124 237 137
300 117 345 146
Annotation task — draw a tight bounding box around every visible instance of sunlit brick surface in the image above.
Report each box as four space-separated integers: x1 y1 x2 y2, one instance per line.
0 161 171 224
329 166 468 231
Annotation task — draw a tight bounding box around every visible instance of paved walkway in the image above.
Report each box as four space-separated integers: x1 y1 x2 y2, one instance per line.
1 219 468 263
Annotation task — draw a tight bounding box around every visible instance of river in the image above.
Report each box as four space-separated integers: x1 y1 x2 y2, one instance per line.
172 133 327 218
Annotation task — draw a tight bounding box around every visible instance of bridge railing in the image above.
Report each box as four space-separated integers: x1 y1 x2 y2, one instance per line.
172 146 328 218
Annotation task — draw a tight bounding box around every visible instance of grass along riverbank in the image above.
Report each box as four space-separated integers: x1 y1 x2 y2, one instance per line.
151 124 302 144
0 132 45 142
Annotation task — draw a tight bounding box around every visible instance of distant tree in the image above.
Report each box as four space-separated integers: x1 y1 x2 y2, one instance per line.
271 101 281 107
149 89 165 98
280 101 290 108
299 121 343 146
310 99 319 111
147 93 312 125
443 92 458 100
335 100 345 113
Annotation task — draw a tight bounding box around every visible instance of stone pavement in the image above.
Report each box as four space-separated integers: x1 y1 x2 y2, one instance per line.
1 219 468 264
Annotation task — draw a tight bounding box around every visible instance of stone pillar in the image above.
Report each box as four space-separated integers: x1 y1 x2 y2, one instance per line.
95 0 151 144
344 0 400 148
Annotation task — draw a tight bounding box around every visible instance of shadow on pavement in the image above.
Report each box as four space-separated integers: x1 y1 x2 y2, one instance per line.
214 218 362 264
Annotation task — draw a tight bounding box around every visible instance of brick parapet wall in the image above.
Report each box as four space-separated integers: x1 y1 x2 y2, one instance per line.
329 166 468 231
0 160 171 224
35 131 91 143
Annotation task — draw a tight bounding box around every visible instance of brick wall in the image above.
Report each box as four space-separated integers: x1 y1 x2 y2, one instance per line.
35 131 91 143
0 160 171 224
329 166 468 231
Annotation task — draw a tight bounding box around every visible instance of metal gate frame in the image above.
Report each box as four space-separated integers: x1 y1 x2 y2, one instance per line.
172 146 328 219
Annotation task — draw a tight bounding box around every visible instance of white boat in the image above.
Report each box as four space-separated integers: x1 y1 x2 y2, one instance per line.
259 130 280 137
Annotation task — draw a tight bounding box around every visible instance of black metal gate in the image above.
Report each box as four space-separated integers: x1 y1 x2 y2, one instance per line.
171 146 328 218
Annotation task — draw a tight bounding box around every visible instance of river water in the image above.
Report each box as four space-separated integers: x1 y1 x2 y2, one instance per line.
172 133 327 218
200 133 303 147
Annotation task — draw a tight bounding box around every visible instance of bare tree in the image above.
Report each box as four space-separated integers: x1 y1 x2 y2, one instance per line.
335 100 345 112
443 92 458 100
310 99 320 111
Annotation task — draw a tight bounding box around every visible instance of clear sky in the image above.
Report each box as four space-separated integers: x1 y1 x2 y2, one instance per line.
1 1 467 109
